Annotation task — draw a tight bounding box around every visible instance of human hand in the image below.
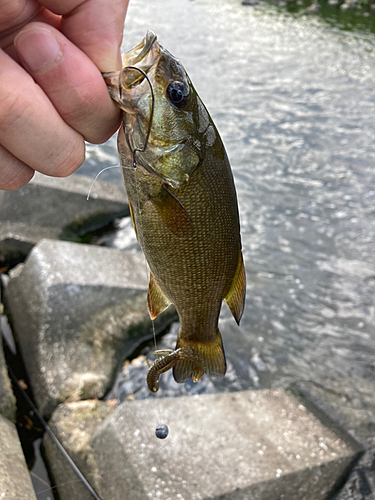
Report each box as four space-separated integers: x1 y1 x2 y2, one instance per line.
0 0 129 190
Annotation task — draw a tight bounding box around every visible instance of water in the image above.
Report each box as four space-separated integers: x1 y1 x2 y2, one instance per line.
79 0 375 445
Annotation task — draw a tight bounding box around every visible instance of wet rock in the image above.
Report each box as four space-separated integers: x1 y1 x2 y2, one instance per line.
0 222 57 270
0 414 37 499
0 172 129 265
91 216 141 253
242 0 259 6
294 380 375 449
0 335 16 422
340 0 356 9
109 319 260 402
4 239 176 416
306 1 320 12
43 389 360 500
333 449 375 500
43 400 116 500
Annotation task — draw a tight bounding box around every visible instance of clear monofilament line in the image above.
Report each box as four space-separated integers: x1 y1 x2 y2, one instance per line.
86 165 134 201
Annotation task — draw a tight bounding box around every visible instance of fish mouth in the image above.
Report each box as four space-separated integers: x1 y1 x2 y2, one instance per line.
122 30 157 67
103 30 159 105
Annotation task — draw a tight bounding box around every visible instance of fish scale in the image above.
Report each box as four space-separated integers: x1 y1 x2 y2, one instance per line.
104 31 246 390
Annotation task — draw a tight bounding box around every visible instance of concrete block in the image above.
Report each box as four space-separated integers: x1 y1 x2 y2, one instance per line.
43 389 360 500
0 335 16 422
333 449 375 500
109 313 266 402
295 380 375 449
43 400 116 500
0 222 59 269
0 173 129 265
0 414 37 500
4 239 176 416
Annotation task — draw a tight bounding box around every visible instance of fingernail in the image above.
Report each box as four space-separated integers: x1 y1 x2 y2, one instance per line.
15 28 62 73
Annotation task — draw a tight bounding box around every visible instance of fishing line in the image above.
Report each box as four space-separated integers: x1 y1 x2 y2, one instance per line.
119 66 160 357
86 165 127 201
6 363 103 500
30 473 84 497
118 67 169 432
98 65 166 435
88 66 154 201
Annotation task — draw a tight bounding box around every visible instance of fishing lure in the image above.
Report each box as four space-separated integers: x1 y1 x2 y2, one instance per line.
146 348 205 393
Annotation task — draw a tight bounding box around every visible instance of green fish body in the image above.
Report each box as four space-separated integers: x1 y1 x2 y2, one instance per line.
104 31 245 389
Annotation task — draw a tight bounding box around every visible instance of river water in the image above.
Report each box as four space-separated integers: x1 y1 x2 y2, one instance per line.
79 0 375 445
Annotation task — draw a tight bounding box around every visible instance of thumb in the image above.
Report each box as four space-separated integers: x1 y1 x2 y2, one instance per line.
59 0 129 72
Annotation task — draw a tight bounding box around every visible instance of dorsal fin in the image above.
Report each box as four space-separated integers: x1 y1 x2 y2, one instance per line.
150 184 193 236
147 272 171 320
224 246 246 325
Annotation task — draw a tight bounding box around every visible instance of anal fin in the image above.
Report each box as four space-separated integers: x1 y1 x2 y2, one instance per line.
224 246 246 325
147 272 171 320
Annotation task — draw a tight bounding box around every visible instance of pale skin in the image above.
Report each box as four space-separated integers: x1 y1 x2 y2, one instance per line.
0 0 129 191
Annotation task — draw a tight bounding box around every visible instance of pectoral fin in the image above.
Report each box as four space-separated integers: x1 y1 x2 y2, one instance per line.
150 184 193 236
147 272 171 319
224 247 246 325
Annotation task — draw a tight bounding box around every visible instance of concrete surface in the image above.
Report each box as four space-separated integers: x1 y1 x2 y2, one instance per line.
295 380 375 450
0 335 16 422
0 221 58 269
333 449 375 500
43 389 360 500
0 172 129 265
4 239 176 416
0 414 37 500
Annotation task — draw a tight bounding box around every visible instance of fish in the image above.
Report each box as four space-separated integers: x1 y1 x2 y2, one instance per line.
103 30 246 391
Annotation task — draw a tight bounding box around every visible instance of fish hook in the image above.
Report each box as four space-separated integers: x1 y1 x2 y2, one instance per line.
119 66 155 168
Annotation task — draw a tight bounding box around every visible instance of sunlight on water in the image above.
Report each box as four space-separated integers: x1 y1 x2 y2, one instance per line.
81 0 375 442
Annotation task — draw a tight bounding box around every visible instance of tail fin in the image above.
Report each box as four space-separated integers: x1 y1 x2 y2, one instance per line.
172 330 226 383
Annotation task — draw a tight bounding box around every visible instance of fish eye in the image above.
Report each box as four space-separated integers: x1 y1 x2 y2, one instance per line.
166 81 189 108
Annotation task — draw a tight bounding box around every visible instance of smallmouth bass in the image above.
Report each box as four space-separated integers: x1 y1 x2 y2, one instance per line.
104 31 245 391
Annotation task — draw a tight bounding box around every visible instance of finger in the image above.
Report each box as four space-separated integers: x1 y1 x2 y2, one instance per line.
0 143 34 191
0 48 85 178
14 23 120 144
0 0 34 30
0 1 60 57
39 0 129 71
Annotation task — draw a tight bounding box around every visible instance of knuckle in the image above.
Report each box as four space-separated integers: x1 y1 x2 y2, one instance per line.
0 168 34 191
0 0 25 28
56 80 99 125
54 138 85 177
0 89 29 130
55 81 117 144
87 121 119 145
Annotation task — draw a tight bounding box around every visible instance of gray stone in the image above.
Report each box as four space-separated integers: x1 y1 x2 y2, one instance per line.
242 0 259 5
0 414 37 500
109 313 270 402
0 333 16 422
294 380 375 449
43 400 116 500
0 221 58 269
0 172 129 265
333 449 375 500
5 239 176 416
43 389 360 500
